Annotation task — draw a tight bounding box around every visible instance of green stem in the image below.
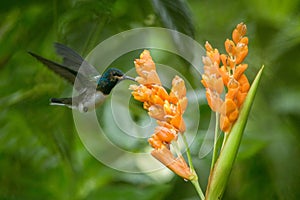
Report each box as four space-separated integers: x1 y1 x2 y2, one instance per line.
191 176 205 200
221 131 229 150
182 134 205 200
210 112 220 170
182 134 194 171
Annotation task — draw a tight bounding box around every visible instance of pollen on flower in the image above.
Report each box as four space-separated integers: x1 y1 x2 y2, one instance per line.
201 22 250 133
129 50 192 180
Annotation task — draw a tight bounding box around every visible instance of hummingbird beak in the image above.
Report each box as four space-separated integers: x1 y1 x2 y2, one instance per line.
121 75 136 82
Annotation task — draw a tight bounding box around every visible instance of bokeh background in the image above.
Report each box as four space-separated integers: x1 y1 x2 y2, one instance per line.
1 0 300 199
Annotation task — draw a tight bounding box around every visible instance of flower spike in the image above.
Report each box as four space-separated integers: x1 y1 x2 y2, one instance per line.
130 50 192 180
201 22 250 133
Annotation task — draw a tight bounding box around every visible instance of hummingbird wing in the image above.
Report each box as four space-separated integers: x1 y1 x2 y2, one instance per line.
29 52 92 91
54 43 100 79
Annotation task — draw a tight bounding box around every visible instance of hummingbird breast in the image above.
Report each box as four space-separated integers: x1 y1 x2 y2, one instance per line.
78 91 107 112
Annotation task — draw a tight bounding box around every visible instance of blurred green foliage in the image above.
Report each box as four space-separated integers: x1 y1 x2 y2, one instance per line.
1 0 300 199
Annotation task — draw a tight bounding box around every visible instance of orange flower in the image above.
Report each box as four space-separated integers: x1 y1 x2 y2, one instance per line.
130 50 192 180
130 50 188 135
201 23 250 133
151 146 194 180
134 50 161 85
201 42 224 113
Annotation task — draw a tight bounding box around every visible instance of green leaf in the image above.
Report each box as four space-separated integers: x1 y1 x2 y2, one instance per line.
151 0 195 38
205 66 265 200
150 0 196 61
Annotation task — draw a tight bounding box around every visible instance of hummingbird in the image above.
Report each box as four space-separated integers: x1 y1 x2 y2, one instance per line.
29 43 135 112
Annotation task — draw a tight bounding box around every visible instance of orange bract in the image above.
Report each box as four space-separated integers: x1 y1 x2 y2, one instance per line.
130 50 188 142
134 50 161 85
151 146 194 180
201 23 250 133
130 50 192 180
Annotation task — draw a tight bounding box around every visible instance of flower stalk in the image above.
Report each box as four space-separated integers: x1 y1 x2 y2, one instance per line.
210 112 220 170
182 134 205 199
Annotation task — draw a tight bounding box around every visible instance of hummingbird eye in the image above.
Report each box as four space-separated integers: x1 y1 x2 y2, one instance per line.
110 69 124 79
113 71 123 77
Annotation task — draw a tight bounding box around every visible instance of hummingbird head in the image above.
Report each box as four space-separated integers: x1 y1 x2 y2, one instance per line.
96 68 135 94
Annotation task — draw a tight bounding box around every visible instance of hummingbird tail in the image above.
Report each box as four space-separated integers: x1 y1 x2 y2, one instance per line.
50 98 72 107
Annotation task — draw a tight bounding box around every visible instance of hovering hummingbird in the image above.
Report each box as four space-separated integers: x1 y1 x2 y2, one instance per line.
29 43 135 112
